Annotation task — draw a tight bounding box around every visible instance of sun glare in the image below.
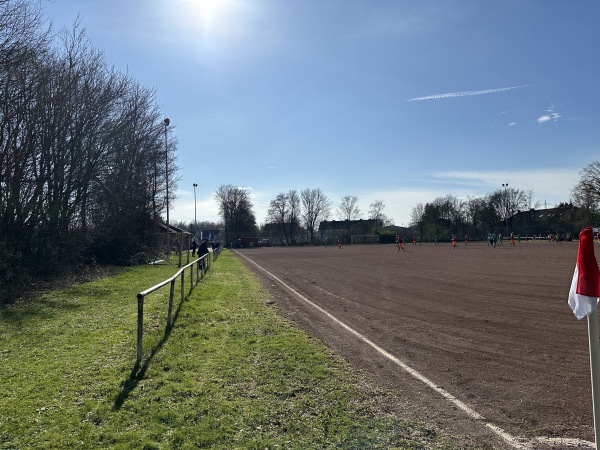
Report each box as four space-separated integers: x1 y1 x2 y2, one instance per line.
179 0 229 30
162 0 251 55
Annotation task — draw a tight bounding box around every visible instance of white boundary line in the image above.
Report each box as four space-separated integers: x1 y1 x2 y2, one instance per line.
236 251 595 450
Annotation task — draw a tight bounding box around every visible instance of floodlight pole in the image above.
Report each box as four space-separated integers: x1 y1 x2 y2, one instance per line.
193 183 198 235
164 117 170 231
502 183 509 237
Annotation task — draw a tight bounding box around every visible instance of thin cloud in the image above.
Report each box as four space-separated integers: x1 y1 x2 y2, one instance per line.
406 85 529 102
537 106 561 124
431 168 579 202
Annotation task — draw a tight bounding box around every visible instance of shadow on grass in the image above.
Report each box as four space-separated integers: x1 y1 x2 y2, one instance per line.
112 293 186 411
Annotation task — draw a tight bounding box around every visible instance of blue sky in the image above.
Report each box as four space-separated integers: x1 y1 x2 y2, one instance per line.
42 0 600 226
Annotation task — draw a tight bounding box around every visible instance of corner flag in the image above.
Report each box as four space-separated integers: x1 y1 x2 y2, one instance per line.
568 227 600 320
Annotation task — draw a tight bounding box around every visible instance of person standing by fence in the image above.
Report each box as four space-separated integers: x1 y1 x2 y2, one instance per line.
198 238 209 271
198 238 209 257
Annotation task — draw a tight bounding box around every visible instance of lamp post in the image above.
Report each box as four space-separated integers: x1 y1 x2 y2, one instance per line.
502 183 509 237
193 183 198 235
164 118 170 231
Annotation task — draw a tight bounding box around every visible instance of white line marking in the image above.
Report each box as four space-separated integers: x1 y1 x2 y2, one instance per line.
535 437 594 448
236 251 568 450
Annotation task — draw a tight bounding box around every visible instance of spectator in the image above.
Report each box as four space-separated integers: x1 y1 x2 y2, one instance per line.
198 238 209 258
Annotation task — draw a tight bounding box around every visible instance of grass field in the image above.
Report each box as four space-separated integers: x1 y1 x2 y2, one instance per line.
0 250 467 449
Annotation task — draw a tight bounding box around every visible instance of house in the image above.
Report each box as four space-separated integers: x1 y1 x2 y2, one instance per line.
507 205 580 237
318 219 382 244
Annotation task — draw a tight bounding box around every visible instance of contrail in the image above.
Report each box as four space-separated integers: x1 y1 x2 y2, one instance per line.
406 85 529 102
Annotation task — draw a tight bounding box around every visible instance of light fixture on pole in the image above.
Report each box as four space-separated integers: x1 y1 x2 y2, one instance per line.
502 183 509 237
164 118 170 231
193 183 198 235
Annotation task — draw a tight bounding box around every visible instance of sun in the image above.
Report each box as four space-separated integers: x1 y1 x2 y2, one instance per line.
178 0 230 30
163 0 245 50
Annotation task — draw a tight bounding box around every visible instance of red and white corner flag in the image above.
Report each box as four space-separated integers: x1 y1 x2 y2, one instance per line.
568 226 600 320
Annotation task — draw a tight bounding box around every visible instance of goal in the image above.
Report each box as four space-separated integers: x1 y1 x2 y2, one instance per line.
351 235 380 245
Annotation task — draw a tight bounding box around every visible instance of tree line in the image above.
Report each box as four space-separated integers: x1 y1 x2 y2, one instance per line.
410 163 600 241
213 163 600 245
0 1 176 302
212 185 393 245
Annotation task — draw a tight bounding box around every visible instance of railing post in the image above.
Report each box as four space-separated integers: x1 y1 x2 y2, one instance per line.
181 270 185 304
190 264 193 291
168 279 175 326
136 293 144 364
178 231 183 267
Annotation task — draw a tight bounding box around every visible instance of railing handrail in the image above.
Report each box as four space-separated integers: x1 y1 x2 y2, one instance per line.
137 254 205 299
135 251 212 364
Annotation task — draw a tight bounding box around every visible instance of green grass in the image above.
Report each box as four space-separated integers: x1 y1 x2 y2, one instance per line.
0 250 461 449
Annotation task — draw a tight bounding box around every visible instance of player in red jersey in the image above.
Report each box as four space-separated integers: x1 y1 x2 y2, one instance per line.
396 235 406 252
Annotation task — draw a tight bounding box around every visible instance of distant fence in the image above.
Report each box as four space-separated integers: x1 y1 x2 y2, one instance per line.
212 244 223 261
135 252 212 364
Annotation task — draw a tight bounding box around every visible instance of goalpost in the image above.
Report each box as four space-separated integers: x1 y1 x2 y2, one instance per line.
350 235 380 245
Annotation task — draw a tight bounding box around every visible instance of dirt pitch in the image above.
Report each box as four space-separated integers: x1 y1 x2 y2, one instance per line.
235 241 597 449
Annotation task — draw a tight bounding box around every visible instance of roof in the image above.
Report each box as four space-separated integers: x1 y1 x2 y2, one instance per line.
157 222 191 234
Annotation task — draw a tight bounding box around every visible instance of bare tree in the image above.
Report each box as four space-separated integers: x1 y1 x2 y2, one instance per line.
90 81 169 262
572 179 598 211
571 162 600 227
464 197 486 236
411 202 425 237
215 185 256 245
368 200 387 230
338 195 361 221
287 190 301 244
0 2 178 301
0 0 47 69
490 188 528 232
301 188 331 243
267 193 290 244
572 162 600 211
266 190 302 244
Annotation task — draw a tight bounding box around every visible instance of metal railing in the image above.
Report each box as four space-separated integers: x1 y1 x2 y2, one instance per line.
212 244 223 261
135 252 212 364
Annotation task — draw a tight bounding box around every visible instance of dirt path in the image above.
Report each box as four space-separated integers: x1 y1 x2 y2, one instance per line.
236 242 595 449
